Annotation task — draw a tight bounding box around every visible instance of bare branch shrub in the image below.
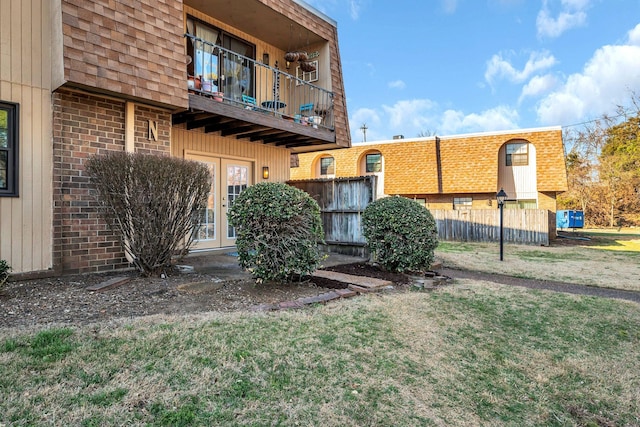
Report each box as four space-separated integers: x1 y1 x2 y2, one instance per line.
85 152 210 276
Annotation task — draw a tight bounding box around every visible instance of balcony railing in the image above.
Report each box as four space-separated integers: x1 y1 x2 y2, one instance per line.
185 34 335 130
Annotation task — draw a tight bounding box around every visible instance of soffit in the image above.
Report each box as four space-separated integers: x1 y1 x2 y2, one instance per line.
184 0 326 50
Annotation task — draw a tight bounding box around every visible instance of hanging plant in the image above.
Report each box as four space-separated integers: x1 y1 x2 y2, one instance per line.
284 51 298 62
299 61 316 72
284 51 309 63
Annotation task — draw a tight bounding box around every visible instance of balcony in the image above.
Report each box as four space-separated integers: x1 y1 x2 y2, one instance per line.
172 34 337 151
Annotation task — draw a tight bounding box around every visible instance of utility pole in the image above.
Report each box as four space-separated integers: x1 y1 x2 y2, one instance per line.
360 123 368 142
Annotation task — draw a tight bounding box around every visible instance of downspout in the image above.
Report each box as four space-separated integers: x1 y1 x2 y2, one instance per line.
435 136 443 194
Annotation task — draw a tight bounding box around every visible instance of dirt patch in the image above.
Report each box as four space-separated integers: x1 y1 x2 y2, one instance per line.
5 249 635 330
0 262 411 329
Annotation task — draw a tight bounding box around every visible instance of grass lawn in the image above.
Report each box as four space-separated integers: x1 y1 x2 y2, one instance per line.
2 284 639 426
435 228 640 291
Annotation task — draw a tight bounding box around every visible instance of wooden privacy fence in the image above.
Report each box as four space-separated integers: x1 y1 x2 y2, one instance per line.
431 209 550 246
287 176 376 256
287 177 551 251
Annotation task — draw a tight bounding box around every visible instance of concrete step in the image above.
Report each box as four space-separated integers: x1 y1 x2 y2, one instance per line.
312 269 392 289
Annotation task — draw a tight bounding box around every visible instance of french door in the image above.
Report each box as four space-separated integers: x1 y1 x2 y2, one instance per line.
185 153 253 250
220 158 251 246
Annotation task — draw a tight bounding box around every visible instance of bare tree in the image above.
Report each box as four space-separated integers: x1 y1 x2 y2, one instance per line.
417 130 436 137
560 92 640 226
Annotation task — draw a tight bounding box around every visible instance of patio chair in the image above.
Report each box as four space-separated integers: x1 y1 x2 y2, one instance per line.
297 103 314 124
300 103 314 117
242 95 258 110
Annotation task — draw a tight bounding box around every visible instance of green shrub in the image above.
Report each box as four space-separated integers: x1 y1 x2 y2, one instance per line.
362 196 438 272
85 152 210 276
227 182 324 283
0 259 11 287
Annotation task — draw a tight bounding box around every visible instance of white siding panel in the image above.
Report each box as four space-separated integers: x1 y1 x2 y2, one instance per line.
0 0 53 273
498 143 538 201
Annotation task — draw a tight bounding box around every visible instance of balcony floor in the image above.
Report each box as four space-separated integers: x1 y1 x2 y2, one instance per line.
172 94 340 152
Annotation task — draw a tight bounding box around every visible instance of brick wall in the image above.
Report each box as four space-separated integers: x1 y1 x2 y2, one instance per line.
53 89 172 274
134 105 172 156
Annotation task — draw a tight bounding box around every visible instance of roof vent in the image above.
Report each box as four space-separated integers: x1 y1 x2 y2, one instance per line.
393 134 404 140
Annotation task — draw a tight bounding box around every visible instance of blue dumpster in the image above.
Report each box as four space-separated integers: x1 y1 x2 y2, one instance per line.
557 210 584 229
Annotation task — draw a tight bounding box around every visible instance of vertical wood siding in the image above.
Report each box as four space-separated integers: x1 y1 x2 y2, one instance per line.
172 127 292 182
0 0 53 273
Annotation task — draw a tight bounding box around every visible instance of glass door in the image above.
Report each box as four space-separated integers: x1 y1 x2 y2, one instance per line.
185 154 253 249
185 154 220 250
222 36 255 102
221 159 252 247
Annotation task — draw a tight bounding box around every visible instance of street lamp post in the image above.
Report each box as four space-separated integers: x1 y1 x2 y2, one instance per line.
496 188 508 261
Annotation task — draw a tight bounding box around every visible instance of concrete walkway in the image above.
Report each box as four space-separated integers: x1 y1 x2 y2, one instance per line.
182 251 368 281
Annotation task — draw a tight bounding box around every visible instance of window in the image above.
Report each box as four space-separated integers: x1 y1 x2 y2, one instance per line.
0 101 18 196
296 60 319 85
506 142 529 166
320 156 335 176
453 197 472 210
366 153 382 173
186 16 255 100
505 200 537 209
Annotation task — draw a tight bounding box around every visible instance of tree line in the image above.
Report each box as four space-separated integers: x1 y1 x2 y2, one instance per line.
559 93 640 227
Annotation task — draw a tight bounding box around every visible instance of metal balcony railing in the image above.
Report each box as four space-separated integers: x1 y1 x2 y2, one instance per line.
185 34 335 130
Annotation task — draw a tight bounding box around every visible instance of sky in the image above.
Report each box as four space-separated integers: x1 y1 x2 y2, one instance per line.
303 0 640 143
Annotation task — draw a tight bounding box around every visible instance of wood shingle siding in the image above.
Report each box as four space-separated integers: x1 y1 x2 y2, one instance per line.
291 127 568 198
60 0 188 108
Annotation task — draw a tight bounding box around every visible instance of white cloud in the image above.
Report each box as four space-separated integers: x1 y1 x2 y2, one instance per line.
628 23 640 46
485 50 557 85
350 100 521 140
440 106 520 134
350 108 383 142
349 0 363 20
536 35 640 126
441 0 458 14
388 80 406 90
519 74 558 102
382 99 437 129
536 0 590 39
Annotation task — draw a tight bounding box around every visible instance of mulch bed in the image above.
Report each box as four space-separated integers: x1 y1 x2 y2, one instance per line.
0 262 413 329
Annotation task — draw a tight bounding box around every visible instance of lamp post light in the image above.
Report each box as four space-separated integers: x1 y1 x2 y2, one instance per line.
496 188 508 261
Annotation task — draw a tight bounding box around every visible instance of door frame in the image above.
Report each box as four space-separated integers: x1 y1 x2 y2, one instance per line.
185 150 255 250
220 157 253 247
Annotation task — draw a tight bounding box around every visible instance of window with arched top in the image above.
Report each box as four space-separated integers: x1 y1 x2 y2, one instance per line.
359 150 385 198
498 139 538 206
314 155 335 178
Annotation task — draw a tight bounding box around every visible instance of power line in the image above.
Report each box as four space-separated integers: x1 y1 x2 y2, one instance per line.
562 107 637 129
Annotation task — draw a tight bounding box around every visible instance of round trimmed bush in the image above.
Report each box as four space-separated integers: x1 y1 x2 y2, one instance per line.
362 196 438 272
227 182 324 283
